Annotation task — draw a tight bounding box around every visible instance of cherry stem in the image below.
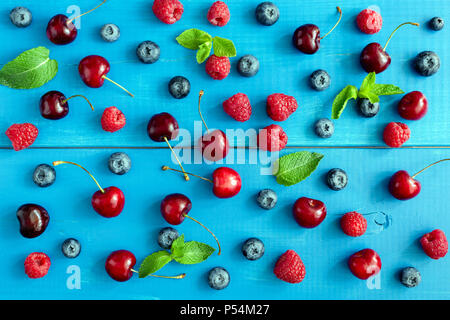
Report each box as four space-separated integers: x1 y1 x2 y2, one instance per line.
320 6 342 40
68 0 107 24
52 160 104 193
412 158 450 179
162 165 212 183
62 95 95 111
130 269 186 279
198 90 209 134
184 215 221 255
163 138 189 181
383 22 420 51
102 76 134 97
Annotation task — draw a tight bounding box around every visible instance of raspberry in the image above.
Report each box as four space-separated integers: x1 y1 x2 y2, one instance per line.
223 93 252 122
266 93 298 121
207 1 230 27
258 124 288 152
205 55 230 80
383 122 410 147
274 250 306 284
152 0 184 24
5 123 38 151
420 229 448 260
341 211 367 237
24 252 51 279
101 107 126 132
356 9 382 34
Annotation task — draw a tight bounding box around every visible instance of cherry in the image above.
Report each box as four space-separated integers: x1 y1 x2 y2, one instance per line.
348 248 381 280
53 161 125 218
292 197 327 228
360 22 419 74
79 55 134 97
39 91 94 120
16 204 49 238
398 91 428 120
292 6 342 54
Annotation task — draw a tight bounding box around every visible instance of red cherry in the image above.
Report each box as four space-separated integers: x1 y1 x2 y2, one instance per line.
105 250 135 282
147 112 179 142
348 248 382 280
292 197 327 228
398 91 428 120
39 91 94 120
160 193 192 225
212 167 242 199
16 204 50 238
46 14 77 45
200 129 230 162
389 170 421 200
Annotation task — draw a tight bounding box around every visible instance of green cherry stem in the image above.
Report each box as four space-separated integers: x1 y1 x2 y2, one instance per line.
130 269 186 279
162 166 212 183
383 22 420 51
67 0 108 24
62 95 95 111
52 161 105 194
198 90 210 134
412 158 450 179
320 6 342 40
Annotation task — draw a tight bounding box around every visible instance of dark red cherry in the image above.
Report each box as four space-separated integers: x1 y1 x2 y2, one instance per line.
200 129 230 161
105 250 136 282
78 55 110 88
388 170 421 200
160 193 192 225
147 112 179 142
46 14 77 45
348 249 382 280
39 91 69 119
360 43 391 74
293 197 327 228
212 167 242 199
92 186 125 218
398 91 428 120
17 204 50 238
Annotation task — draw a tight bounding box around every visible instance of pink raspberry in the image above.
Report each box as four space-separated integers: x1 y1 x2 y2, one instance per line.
205 55 230 80
420 229 448 260
274 250 306 284
223 93 252 122
258 124 288 152
383 122 410 147
341 212 367 237
356 9 383 34
101 107 126 132
207 1 230 27
266 93 298 121
5 123 38 151
24 252 51 279
152 0 184 24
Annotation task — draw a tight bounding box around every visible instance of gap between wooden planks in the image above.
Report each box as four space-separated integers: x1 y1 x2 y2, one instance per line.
1 146 450 150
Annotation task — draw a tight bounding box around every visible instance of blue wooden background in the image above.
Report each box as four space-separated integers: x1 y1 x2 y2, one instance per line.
0 0 449 300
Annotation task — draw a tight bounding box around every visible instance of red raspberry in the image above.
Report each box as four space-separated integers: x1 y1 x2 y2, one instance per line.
207 1 230 27
5 123 38 151
205 55 230 80
24 252 51 279
101 107 126 132
341 211 367 237
266 93 298 121
420 229 448 260
274 250 306 284
152 0 184 24
356 9 383 34
223 93 252 121
383 122 410 147
258 124 288 152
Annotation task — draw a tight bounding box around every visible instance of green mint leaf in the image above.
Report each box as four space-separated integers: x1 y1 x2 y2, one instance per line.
0 47 58 89
359 72 376 93
358 90 380 104
170 234 186 259
176 29 212 50
273 151 324 187
138 251 172 278
173 241 215 265
331 85 358 119
212 36 236 57
371 84 404 96
196 41 212 64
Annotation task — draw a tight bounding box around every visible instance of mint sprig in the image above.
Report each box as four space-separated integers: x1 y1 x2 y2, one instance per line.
273 151 324 186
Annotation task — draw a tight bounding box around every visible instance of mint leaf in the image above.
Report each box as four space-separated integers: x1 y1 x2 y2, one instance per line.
0 47 58 89
212 36 236 57
176 29 212 50
273 151 324 187
170 234 186 259
196 41 212 64
359 72 376 93
173 241 215 265
331 85 358 119
372 84 404 96
139 251 172 278
358 90 380 103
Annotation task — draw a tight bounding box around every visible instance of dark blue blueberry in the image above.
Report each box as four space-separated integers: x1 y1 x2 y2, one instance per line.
33 164 56 188
309 70 331 91
10 7 32 28
208 267 230 290
401 267 421 288
429 17 444 31
168 76 191 99
314 118 334 138
100 23 120 42
62 238 81 258
136 41 160 64
414 51 440 76
256 189 277 210
237 55 260 77
327 168 348 191
358 98 379 117
255 2 279 26
108 152 131 175
158 227 179 249
242 238 265 261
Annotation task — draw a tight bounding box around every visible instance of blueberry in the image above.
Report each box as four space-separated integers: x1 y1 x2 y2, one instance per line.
242 238 265 261
208 267 230 290
33 164 56 188
157 227 179 249
136 41 160 64
309 70 331 91
10 7 32 28
255 2 279 26
237 55 260 77
401 267 421 288
108 152 131 175
62 238 81 258
314 118 334 138
327 168 348 191
429 17 444 31
256 189 277 210
100 23 120 42
358 98 379 117
414 51 440 76
168 76 190 99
